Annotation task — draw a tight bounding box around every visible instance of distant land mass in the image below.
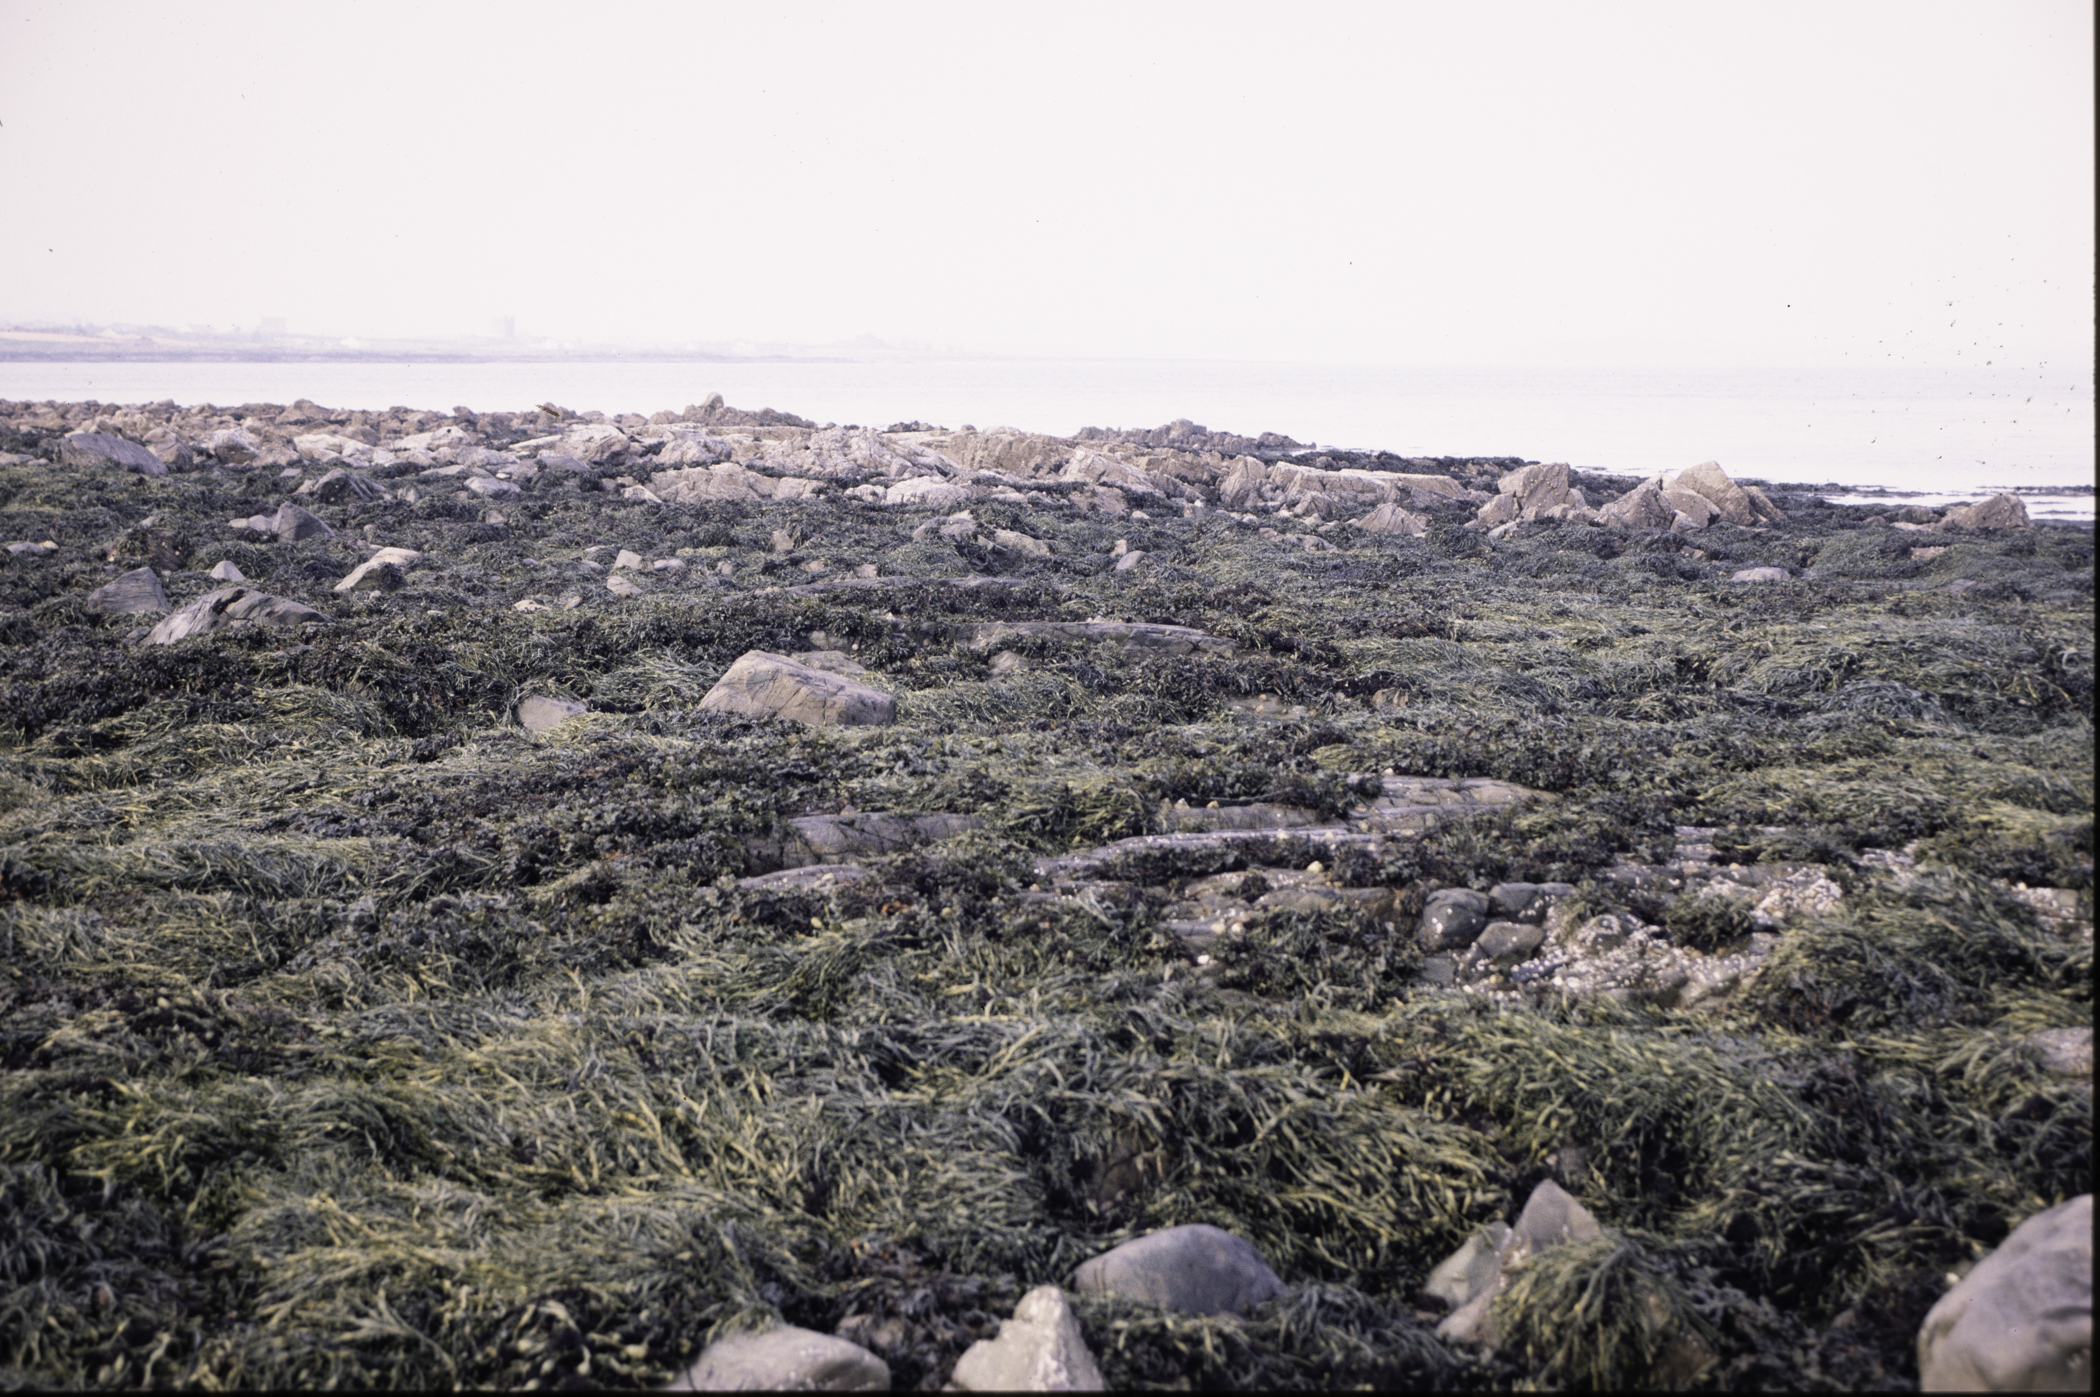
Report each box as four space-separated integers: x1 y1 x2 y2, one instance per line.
0 322 968 364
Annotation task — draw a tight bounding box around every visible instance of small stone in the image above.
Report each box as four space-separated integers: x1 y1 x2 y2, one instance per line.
561 594 582 610
771 529 799 554
613 549 644 570
208 560 246 582
1114 549 1147 572
334 547 422 593
517 696 588 732
2030 1027 2093 1077
665 1324 889 1392
607 574 644 597
1071 1223 1285 1316
1731 567 1790 583
950 1285 1104 1391
699 651 896 727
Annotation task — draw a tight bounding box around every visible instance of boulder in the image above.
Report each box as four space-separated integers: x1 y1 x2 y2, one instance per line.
1917 1194 2090 1391
145 587 328 645
305 468 389 504
1436 1181 1604 1347
1113 549 1146 572
650 463 771 504
517 696 589 732
759 425 918 482
665 1324 889 1392
148 436 196 471
2030 1027 2093 1077
1355 501 1430 536
60 430 167 476
84 567 170 616
606 574 644 597
935 427 1072 478
273 503 334 542
1665 461 1757 525
334 547 422 592
699 651 897 727
885 475 977 509
613 549 644 570
1730 567 1790 583
1661 486 1715 529
1072 1224 1286 1316
1417 889 1491 952
292 432 377 466
465 476 520 498
1596 480 1680 530
951 1285 1104 1392
990 528 1052 559
205 427 260 463
1938 494 2031 531
208 560 246 582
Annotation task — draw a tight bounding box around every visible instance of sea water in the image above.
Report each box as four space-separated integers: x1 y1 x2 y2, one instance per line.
4 358 2090 519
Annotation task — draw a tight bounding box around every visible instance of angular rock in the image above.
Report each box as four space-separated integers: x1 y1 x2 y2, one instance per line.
145 587 328 645
1355 501 1430 535
1666 461 1757 525
1417 889 1490 952
1938 493 2031 531
1425 1223 1511 1307
148 436 196 471
517 696 589 732
653 432 735 466
293 432 378 466
613 549 644 570
665 1324 889 1392
1596 480 1679 530
1437 1181 1604 1347
84 566 170 616
699 651 896 727
205 427 260 463
2030 1027 2093 1077
606 574 644 597
759 425 917 482
885 475 976 509
334 546 422 592
208 560 246 582
465 476 520 498
1071 1223 1286 1316
306 468 389 504
273 503 334 542
1917 1194 2090 1392
1731 567 1790 582
951 1285 1104 1392
990 527 1052 559
650 462 772 504
60 430 167 476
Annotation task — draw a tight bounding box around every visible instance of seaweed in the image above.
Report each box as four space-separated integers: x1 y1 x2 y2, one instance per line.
0 408 2090 1388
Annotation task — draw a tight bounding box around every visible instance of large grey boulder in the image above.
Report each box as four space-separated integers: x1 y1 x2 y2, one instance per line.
1666 461 1756 525
1918 1194 2090 1391
84 567 171 616
1071 1223 1285 1316
273 503 334 541
205 427 260 464
145 587 328 645
60 430 167 476
1596 480 1680 530
665 1324 889 1391
699 651 896 726
951 1285 1104 1391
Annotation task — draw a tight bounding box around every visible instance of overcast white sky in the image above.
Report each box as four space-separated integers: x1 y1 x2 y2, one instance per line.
1 1 2091 367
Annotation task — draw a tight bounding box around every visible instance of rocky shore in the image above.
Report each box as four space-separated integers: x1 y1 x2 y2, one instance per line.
0 394 2090 1389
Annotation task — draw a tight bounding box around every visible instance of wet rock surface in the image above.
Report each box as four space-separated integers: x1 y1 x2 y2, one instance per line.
0 393 2088 1391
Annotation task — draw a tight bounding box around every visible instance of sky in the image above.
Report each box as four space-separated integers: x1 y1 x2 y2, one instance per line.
0 0 2092 368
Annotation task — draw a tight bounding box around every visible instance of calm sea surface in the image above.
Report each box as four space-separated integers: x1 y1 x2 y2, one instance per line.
5 359 2091 518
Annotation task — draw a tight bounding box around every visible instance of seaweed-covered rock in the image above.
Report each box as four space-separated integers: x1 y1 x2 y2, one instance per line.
304 467 389 504
273 503 334 542
334 547 421 593
1938 493 2032 531
770 812 983 868
1072 1224 1285 1316
699 651 896 727
950 1285 1104 1392
60 430 166 476
84 567 170 616
144 586 328 645
1917 1194 2090 1392
665 1324 889 1391
1418 889 1490 951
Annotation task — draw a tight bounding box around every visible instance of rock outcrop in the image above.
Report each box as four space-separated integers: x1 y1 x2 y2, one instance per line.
1594 461 1786 532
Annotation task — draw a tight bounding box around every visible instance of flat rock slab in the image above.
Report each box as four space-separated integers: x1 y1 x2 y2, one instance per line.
699 650 896 727
949 619 1235 656
1162 802 1325 834
85 566 170 616
738 864 871 893
1918 1193 2090 1392
1072 1223 1285 1316
762 812 984 869
1034 827 1393 882
145 587 328 645
665 1324 889 1391
951 1285 1104 1391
